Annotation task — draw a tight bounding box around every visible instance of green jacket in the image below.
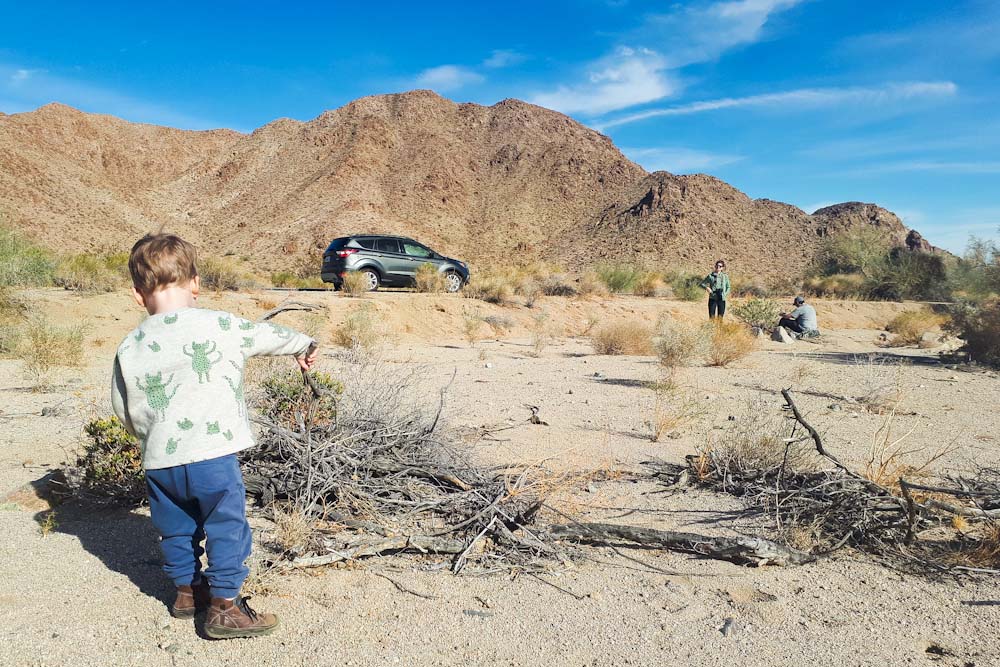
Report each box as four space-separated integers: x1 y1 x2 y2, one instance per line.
699 272 731 300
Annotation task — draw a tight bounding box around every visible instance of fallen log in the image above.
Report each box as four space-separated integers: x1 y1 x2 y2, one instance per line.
548 522 814 567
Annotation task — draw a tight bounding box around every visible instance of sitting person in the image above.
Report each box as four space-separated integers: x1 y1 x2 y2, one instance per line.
778 296 820 337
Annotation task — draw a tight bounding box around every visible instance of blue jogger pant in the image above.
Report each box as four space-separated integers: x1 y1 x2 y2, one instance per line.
145 453 251 599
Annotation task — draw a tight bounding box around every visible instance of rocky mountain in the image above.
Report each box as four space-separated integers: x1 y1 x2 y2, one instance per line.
0 91 920 279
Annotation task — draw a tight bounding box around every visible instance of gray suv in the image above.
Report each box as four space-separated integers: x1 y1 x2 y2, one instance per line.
321 235 470 292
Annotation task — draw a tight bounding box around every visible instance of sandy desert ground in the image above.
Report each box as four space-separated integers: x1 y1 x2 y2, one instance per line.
1 288 998 667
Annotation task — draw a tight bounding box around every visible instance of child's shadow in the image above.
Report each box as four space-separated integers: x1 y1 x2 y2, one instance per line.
33 493 171 609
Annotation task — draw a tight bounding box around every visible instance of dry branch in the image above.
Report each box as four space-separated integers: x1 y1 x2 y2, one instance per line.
548 522 813 566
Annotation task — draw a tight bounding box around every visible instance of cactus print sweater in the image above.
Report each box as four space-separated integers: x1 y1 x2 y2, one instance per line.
111 307 314 470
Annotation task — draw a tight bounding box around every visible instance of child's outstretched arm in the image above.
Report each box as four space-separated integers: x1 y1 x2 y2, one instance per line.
237 318 316 362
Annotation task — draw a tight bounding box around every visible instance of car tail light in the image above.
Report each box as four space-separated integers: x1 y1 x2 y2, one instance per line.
336 249 358 258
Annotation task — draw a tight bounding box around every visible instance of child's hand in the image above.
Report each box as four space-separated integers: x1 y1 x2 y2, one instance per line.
297 343 319 372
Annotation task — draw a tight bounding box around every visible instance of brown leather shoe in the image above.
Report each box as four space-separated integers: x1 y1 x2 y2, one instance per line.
204 597 280 639
170 582 212 619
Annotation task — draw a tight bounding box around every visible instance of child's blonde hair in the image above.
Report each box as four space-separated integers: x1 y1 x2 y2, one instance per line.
128 233 198 294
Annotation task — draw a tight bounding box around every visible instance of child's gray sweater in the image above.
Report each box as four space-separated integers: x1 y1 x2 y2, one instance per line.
111 307 314 470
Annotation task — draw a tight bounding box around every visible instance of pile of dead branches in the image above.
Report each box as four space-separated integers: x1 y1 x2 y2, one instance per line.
655 389 1000 574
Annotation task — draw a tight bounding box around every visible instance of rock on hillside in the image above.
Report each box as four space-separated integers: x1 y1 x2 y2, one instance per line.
0 91 920 278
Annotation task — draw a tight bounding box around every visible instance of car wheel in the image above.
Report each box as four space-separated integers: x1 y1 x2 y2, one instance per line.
444 271 463 293
361 268 380 291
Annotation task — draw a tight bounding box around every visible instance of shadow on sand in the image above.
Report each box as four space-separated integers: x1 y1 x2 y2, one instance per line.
31 484 170 611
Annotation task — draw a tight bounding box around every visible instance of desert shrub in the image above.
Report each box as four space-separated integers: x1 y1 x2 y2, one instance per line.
75 416 144 504
341 271 370 297
54 253 128 292
576 272 610 298
815 227 893 277
706 321 756 367
633 273 663 297
482 314 514 337
200 256 258 291
646 376 706 442
414 263 448 293
866 250 949 301
529 311 557 357
0 226 55 286
539 274 578 297
332 304 387 357
802 273 867 298
519 280 543 308
271 271 297 288
596 264 645 294
668 273 705 301
653 317 706 368
946 299 1000 367
732 297 782 330
589 319 653 355
0 322 21 356
732 278 769 298
885 308 945 346
19 314 86 388
258 370 343 428
949 237 1000 299
462 311 484 346
464 275 514 305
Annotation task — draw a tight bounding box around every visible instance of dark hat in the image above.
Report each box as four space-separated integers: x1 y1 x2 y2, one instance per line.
793 296 805 305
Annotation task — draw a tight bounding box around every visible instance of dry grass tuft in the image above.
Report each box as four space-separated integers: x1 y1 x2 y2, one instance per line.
863 409 953 490
464 275 514 305
589 319 653 355
633 273 664 297
340 271 371 297
19 314 86 389
576 272 611 298
529 311 557 357
54 253 129 292
653 316 706 368
885 308 945 346
414 263 448 293
200 256 260 291
332 304 389 358
462 311 484 346
706 321 756 367
271 502 319 554
646 374 707 442
482 314 514 337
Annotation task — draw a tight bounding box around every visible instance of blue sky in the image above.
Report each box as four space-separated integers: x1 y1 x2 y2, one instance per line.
1 0 997 252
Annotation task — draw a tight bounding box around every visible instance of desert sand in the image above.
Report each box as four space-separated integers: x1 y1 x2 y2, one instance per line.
1 289 998 667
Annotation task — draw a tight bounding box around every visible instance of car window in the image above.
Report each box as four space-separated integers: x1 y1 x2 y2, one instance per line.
355 238 376 250
325 237 349 252
375 238 401 253
402 242 432 258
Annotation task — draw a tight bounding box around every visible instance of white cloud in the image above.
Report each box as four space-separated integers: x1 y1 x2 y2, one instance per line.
623 146 744 174
0 63 229 130
9 69 35 84
414 65 484 92
532 0 803 116
483 49 526 69
598 81 958 128
531 47 677 115
640 0 804 67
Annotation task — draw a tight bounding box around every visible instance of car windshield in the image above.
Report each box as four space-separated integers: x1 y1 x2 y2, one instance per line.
402 242 432 258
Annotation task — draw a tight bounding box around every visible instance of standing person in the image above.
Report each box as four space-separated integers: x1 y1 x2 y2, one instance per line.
778 296 820 337
699 260 731 319
111 233 319 638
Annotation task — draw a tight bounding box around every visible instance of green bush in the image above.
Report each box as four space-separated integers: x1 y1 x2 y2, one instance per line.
815 227 893 277
732 297 782 329
258 370 343 428
76 416 145 504
669 273 705 301
18 314 86 388
596 264 645 294
271 271 297 288
0 226 55 286
946 299 1000 367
